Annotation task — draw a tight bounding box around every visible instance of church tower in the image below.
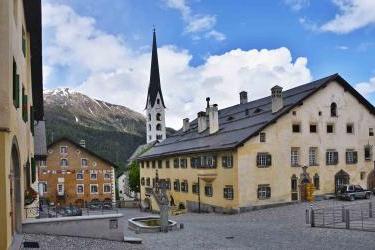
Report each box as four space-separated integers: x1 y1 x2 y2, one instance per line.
145 29 166 143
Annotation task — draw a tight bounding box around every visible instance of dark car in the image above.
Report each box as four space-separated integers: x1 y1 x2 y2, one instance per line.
62 206 82 216
337 185 372 201
88 202 102 210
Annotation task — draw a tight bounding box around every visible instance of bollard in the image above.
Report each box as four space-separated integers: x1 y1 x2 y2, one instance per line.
345 209 350 229
369 202 373 218
305 209 310 224
342 206 345 222
311 210 315 227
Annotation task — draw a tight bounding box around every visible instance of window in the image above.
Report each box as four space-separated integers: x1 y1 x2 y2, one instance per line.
156 113 162 121
291 175 298 200
260 132 266 142
40 182 47 193
146 178 150 186
90 173 97 180
318 111 322 116
30 106 34 135
326 150 338 165
313 174 320 190
60 159 68 167
291 148 300 167
327 124 334 133
103 184 111 193
77 184 84 194
22 86 28 122
157 99 160 104
180 158 187 168
223 186 234 200
310 124 317 133
156 160 161 169
292 124 301 133
364 145 372 161
370 128 374 136
156 134 162 140
57 184 64 195
166 178 171 190
60 146 68 154
181 180 188 192
192 183 199 194
292 111 296 116
141 177 145 186
166 160 170 168
76 172 84 180
256 153 272 167
13 58 20 108
173 158 179 168
309 147 318 166
174 179 180 191
206 156 216 168
191 157 200 168
204 184 213 197
222 155 233 168
330 102 337 117
149 136 152 141
148 114 151 121
146 161 150 168
360 171 366 180
257 185 271 199
141 161 144 168
81 158 88 167
346 150 358 164
90 184 98 194
346 124 354 134
152 160 156 168
104 173 111 179
156 124 162 131
148 124 151 131
22 26 26 56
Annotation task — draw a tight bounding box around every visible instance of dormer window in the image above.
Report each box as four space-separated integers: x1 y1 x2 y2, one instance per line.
330 102 337 117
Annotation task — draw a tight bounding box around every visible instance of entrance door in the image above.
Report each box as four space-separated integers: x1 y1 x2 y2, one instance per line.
335 170 350 193
368 170 375 190
10 143 22 235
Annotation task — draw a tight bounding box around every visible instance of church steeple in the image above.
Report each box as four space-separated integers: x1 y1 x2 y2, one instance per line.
145 29 166 109
145 29 167 143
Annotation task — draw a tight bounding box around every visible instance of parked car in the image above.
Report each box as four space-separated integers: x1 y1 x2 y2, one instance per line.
62 206 82 216
102 202 113 210
337 185 372 201
88 202 102 210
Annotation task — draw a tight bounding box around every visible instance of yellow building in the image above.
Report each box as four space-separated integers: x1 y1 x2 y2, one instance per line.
0 0 44 249
139 69 375 212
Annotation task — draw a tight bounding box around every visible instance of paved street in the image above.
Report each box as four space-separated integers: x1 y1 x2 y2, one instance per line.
23 198 375 250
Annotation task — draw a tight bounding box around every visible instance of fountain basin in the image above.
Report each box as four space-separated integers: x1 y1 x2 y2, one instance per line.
128 216 177 233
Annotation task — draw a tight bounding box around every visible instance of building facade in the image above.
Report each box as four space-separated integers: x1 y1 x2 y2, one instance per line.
39 138 116 206
139 74 375 213
0 0 44 248
145 30 166 143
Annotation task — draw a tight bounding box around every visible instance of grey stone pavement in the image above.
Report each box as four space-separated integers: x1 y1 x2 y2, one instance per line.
22 198 375 250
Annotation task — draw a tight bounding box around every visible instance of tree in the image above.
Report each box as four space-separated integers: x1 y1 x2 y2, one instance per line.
128 161 140 193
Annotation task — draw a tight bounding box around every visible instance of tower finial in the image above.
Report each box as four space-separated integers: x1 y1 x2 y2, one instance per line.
153 24 156 33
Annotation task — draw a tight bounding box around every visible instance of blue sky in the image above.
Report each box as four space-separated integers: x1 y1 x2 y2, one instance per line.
42 0 375 128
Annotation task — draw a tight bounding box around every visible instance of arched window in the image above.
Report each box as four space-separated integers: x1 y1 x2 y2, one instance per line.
156 113 162 121
291 174 298 201
330 102 337 117
313 174 320 190
148 114 151 121
60 159 68 167
156 124 162 131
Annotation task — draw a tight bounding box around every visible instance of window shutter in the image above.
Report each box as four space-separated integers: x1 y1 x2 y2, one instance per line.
256 154 260 166
326 152 329 165
30 106 34 135
257 187 260 198
266 187 271 198
353 151 358 163
15 74 20 108
31 157 36 183
334 152 338 164
345 151 349 164
222 157 227 168
267 154 272 166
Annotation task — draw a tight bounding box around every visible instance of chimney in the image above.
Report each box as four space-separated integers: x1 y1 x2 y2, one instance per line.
182 118 190 132
80 139 86 148
240 91 248 104
208 104 219 134
271 85 283 113
197 111 207 133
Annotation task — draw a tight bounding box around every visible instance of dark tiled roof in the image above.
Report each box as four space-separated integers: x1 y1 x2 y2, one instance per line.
138 74 375 160
127 141 157 165
145 30 166 109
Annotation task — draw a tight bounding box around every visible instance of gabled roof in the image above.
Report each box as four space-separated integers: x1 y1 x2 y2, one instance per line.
48 137 119 168
145 30 166 109
138 74 375 160
127 141 158 165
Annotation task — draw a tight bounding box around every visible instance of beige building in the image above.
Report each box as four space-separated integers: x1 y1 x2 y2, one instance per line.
39 138 116 206
0 0 45 249
139 74 375 213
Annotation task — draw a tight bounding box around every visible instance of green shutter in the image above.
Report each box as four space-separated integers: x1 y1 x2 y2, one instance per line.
22 27 26 56
22 88 28 122
30 106 34 135
31 157 36 183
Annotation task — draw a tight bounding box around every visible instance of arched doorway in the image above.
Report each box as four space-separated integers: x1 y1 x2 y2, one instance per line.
335 170 350 193
10 139 22 235
367 170 375 190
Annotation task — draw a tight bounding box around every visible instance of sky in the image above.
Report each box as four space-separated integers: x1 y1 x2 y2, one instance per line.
42 0 375 129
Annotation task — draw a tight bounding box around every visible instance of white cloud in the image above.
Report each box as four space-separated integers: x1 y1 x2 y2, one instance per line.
321 0 375 34
284 0 310 11
163 0 225 41
355 76 375 96
43 2 312 129
336 45 349 50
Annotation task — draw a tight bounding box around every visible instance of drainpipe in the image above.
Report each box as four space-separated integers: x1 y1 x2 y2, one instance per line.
198 177 201 213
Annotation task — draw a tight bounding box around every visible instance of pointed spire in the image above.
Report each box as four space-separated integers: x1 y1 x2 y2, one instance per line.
145 29 166 109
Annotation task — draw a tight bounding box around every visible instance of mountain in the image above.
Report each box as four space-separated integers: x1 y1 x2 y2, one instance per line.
43 88 174 171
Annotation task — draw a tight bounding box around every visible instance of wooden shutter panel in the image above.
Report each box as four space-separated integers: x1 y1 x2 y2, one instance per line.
257 186 260 198
31 157 36 183
266 187 271 198
353 151 358 163
15 75 20 108
345 151 349 164
267 154 272 166
334 152 338 164
326 152 329 165
256 154 260 166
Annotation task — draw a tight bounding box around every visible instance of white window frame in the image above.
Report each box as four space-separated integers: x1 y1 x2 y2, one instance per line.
77 184 84 194
76 172 84 180
81 158 88 167
60 146 68 154
309 147 318 166
258 153 268 166
90 172 97 180
104 172 111 179
346 149 356 164
57 183 64 195
103 184 111 193
260 132 266 142
327 150 336 165
40 181 47 193
60 158 68 167
90 184 98 194
291 148 300 167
